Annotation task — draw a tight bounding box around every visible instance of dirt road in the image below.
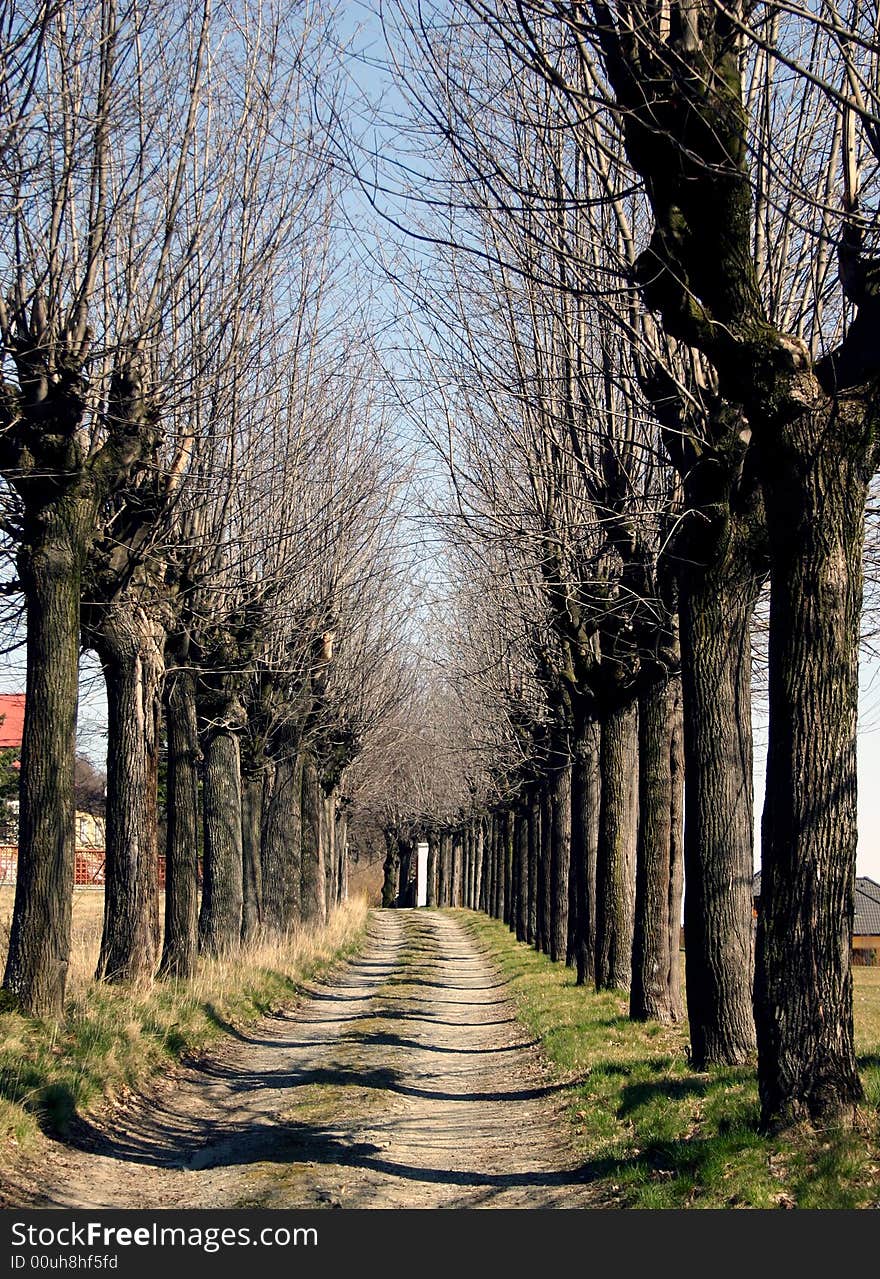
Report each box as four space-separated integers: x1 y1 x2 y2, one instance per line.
15 910 599 1209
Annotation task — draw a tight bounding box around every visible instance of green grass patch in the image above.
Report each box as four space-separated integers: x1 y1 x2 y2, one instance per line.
0 898 369 1151
458 910 880 1209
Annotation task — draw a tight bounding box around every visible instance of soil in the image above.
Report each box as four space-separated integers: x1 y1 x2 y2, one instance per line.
4 910 601 1209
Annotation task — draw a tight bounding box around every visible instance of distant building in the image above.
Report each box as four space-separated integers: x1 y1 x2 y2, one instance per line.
0 800 108 887
75 810 105 849
753 872 880 966
0 693 25 748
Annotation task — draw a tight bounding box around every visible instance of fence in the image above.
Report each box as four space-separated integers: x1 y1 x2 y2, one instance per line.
0 847 167 889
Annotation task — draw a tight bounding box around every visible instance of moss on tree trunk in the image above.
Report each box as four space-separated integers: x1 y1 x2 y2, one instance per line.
159 667 200 979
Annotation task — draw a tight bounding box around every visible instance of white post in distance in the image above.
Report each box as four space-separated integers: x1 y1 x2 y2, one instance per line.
416 841 429 907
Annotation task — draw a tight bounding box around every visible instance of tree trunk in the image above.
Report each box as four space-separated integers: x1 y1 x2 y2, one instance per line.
159 667 200 980
515 807 528 942
550 761 572 963
2 499 91 1016
474 819 485 911
470 821 479 908
301 756 326 926
500 813 511 926
94 603 165 984
486 816 497 916
540 788 552 953
451 831 463 907
442 828 450 910
381 828 400 908
399 835 416 906
462 825 472 908
427 831 439 907
470 822 478 908
679 559 758 1064
198 728 243 956
336 806 349 905
440 823 452 905
596 700 638 990
497 813 506 919
631 673 683 1023
241 772 263 945
569 720 601 986
527 791 540 944
755 433 867 1127
261 751 303 933
668 693 685 1020
323 788 337 917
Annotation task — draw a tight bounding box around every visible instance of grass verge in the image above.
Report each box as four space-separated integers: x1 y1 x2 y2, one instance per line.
0 896 370 1151
459 910 880 1208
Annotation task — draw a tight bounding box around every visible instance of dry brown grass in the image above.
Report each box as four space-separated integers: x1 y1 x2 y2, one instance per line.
1 887 108 995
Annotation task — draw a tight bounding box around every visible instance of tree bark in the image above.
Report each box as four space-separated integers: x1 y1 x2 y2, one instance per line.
515 807 528 941
440 829 452 906
755 431 867 1127
336 806 349 905
497 813 506 919
569 720 601 986
381 828 400 908
474 819 485 911
462 825 472 908
539 787 552 953
680 560 758 1064
301 756 326 926
486 816 497 916
668 694 685 1021
322 788 337 917
198 728 243 956
241 772 263 945
470 821 479 908
478 817 487 913
550 761 572 963
260 751 303 934
527 791 540 944
427 831 439 907
596 700 638 990
451 830 463 907
2 498 91 1016
399 835 417 906
500 812 511 926
93 603 165 984
159 667 200 980
631 673 683 1023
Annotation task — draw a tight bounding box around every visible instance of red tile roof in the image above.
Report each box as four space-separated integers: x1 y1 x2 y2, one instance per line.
0 694 26 748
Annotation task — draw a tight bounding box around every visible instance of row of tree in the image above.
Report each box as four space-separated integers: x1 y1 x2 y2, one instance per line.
0 2 412 1016
4 0 879 1140
370 0 880 1134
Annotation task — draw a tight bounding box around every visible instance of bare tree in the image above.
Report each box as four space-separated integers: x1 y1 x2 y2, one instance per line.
0 0 214 1013
462 0 879 1125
